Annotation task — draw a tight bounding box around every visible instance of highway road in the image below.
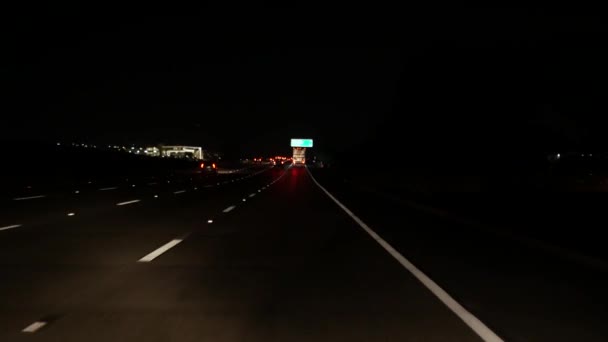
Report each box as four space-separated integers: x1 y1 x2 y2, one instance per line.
0 165 607 341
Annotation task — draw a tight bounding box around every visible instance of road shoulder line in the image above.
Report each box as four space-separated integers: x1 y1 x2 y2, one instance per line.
306 167 503 342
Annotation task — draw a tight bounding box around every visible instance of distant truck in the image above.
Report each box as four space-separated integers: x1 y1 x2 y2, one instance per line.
292 147 306 164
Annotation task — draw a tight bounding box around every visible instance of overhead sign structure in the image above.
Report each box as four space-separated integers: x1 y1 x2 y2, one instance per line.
290 139 313 148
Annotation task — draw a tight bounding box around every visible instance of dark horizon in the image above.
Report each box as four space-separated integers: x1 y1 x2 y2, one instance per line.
2 8 607 158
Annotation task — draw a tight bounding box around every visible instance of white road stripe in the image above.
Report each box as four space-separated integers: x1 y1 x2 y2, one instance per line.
306 167 504 342
249 193 256 198
138 239 183 262
223 205 236 213
22 321 47 333
116 199 141 206
0 224 21 231
173 190 187 194
13 195 46 201
99 187 118 191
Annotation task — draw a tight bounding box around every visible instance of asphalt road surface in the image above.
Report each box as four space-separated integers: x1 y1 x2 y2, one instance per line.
1 165 606 341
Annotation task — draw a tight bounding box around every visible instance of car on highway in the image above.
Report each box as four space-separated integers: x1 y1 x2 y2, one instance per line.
199 161 218 175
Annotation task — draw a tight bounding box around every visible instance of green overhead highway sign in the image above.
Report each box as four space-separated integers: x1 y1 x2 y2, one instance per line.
290 139 313 148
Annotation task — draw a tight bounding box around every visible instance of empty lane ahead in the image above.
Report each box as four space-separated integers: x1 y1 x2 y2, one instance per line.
1 165 563 341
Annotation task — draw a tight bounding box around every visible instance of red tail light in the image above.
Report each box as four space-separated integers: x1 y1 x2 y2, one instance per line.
200 163 205 168
212 163 216 169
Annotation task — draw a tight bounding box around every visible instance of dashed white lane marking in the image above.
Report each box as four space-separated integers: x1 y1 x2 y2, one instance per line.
22 321 47 333
0 224 21 231
207 219 213 223
99 187 118 191
306 167 504 342
173 190 187 194
13 195 46 201
223 205 236 213
116 199 141 206
138 239 183 262
67 213 75 216
154 195 159 198
249 193 256 198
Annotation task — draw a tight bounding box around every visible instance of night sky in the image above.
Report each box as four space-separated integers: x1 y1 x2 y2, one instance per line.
2 7 607 159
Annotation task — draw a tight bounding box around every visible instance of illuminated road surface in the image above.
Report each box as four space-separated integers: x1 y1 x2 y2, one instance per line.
0 166 606 341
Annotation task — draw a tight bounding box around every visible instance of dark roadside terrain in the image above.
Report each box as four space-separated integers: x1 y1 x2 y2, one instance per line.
0 143 242 196
310 161 608 341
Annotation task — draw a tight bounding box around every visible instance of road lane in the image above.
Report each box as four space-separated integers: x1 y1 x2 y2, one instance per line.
39 166 478 342
0 167 271 230
0 167 283 340
0 165 518 341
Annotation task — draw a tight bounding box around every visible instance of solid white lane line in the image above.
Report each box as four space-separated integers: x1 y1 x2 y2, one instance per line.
223 205 236 213
173 190 187 194
306 168 504 342
138 239 183 262
99 187 118 191
0 224 21 231
249 193 256 198
22 321 47 333
116 199 141 206
13 195 46 201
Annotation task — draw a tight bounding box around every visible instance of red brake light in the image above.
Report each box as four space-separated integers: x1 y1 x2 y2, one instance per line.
212 163 216 169
200 163 204 168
